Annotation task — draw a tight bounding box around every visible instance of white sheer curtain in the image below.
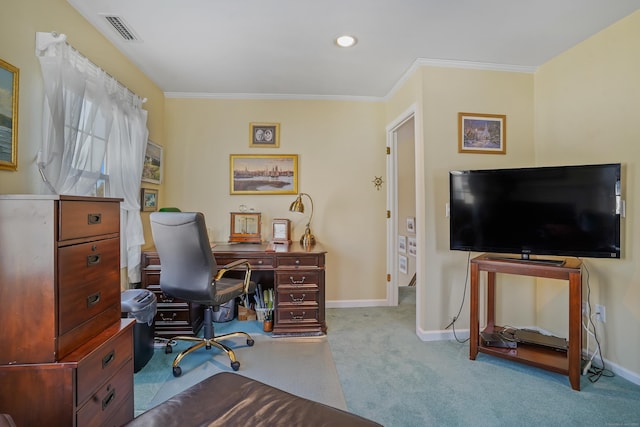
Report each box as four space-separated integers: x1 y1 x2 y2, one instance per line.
36 32 149 283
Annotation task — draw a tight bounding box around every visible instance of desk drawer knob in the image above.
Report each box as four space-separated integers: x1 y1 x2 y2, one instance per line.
88 213 102 225
289 276 306 285
257 260 263 265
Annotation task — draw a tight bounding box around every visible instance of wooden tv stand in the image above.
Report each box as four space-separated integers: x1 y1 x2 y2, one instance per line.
469 254 583 390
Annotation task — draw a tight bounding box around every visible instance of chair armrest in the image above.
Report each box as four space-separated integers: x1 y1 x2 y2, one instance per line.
215 259 253 294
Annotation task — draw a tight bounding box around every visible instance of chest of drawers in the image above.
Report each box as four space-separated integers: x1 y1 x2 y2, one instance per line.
0 195 134 426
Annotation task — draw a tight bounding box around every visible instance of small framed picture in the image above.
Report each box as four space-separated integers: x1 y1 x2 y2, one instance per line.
406 217 415 233
408 237 417 257
250 122 280 148
142 140 163 184
458 112 506 154
141 188 158 212
398 235 407 253
399 255 408 274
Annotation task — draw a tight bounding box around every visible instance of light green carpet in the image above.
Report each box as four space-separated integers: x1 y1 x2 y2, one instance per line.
326 287 640 426
134 320 346 416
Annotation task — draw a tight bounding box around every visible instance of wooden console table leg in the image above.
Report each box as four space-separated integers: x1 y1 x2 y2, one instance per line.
486 271 496 330
469 262 479 360
568 270 582 391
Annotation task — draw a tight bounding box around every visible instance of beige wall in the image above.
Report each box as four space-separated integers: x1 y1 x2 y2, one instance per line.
0 0 165 196
162 98 388 303
2 0 638 379
534 10 640 375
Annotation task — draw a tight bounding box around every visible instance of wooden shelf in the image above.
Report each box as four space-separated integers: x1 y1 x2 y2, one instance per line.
469 254 582 390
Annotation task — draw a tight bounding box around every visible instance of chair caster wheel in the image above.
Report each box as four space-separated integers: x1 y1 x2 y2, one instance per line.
247 338 255 347
172 366 182 377
165 344 173 354
231 361 240 371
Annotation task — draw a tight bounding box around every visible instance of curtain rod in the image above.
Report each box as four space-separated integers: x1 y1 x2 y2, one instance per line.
35 31 147 106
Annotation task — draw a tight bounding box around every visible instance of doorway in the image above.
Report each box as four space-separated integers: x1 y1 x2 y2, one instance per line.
386 106 417 307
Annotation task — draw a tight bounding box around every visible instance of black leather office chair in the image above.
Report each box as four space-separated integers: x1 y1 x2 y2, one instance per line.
150 212 256 376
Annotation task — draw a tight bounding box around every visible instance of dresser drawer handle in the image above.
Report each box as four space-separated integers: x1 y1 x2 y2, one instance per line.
290 293 306 303
102 350 115 368
87 254 101 266
289 276 306 285
160 293 174 303
88 213 102 225
87 292 101 307
102 387 116 410
290 311 306 321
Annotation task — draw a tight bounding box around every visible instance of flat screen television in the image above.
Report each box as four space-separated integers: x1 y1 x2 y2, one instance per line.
449 163 622 261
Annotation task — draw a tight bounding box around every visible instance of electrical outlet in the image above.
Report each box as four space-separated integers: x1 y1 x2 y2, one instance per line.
595 304 606 323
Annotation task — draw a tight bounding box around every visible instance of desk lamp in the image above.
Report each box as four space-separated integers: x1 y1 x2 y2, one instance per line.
289 193 316 246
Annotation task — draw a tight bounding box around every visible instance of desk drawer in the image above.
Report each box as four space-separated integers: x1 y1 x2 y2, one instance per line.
276 308 319 324
278 288 319 306
276 271 320 288
59 200 120 241
216 254 274 269
76 358 133 427
276 254 322 268
76 324 133 405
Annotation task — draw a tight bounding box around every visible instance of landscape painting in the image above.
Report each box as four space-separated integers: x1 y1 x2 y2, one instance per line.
230 154 298 195
458 112 506 154
0 58 18 171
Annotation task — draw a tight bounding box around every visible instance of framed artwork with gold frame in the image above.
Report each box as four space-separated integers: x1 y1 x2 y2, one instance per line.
229 212 262 243
458 112 506 154
0 58 19 171
249 122 280 148
271 218 291 244
230 154 298 195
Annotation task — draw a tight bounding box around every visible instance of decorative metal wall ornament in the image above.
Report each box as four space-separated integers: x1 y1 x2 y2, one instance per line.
372 176 383 190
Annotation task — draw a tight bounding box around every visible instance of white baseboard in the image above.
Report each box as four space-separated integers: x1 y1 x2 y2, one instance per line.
326 299 388 309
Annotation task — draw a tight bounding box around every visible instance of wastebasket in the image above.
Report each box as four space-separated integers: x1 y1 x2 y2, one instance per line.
121 289 157 373
211 299 235 323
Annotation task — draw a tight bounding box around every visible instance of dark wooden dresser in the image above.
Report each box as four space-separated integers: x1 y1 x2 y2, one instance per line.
141 242 327 337
0 195 134 426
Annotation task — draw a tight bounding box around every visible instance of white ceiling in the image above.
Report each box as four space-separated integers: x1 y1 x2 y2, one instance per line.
67 0 640 100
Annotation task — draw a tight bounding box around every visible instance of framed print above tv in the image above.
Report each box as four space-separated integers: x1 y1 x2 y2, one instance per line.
230 154 298 195
142 140 163 184
458 112 506 154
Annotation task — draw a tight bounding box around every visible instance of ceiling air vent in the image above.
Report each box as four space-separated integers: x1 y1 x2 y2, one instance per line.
103 15 139 41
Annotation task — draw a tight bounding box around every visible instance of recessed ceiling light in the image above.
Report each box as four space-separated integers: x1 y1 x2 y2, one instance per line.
335 35 357 48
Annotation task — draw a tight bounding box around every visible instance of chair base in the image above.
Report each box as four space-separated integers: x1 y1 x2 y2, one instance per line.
165 306 254 376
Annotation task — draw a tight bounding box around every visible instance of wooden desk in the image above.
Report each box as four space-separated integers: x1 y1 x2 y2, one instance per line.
469 254 582 390
141 242 327 337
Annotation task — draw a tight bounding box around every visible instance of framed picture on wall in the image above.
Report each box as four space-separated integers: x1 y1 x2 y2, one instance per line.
408 237 416 257
458 112 506 154
249 122 280 148
398 235 407 253
230 154 298 195
406 217 415 233
141 188 158 212
142 140 163 184
399 255 408 274
0 58 19 171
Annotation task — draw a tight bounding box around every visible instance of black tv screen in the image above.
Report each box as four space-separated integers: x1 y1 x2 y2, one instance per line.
449 163 621 259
